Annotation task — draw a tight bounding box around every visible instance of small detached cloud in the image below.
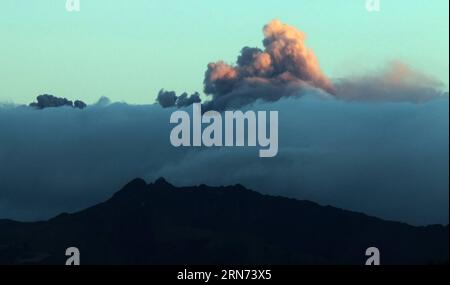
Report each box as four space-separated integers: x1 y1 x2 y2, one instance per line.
30 94 87 110
94 96 112 107
156 89 201 108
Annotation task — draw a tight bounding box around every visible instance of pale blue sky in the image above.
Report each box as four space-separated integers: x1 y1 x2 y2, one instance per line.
0 0 448 104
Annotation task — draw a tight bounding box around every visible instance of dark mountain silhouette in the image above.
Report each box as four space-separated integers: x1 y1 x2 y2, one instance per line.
0 178 447 265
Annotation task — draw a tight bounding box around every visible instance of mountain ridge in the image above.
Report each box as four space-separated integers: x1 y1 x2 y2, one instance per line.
0 178 447 265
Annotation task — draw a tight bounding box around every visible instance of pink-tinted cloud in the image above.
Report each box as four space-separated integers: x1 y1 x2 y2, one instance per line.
203 20 334 111
157 21 447 110
334 62 448 103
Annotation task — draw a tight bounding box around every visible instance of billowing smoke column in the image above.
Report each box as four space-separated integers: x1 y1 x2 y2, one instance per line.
156 20 446 110
156 89 201 108
202 19 335 111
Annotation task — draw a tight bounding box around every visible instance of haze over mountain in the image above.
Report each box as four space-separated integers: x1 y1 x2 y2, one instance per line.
0 96 447 225
0 178 447 265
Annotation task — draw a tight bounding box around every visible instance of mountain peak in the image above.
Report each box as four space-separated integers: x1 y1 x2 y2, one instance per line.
152 177 173 188
125 178 147 189
112 178 147 199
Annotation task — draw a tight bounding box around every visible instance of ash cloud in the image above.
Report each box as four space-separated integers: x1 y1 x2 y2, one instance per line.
158 20 447 111
156 89 201 108
176 92 202 107
334 62 448 103
202 19 335 111
30 94 87 110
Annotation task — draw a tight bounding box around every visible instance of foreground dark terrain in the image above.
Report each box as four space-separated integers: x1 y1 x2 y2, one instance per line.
0 178 448 265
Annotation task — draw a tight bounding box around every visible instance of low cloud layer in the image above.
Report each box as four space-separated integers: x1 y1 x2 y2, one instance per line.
0 95 448 225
